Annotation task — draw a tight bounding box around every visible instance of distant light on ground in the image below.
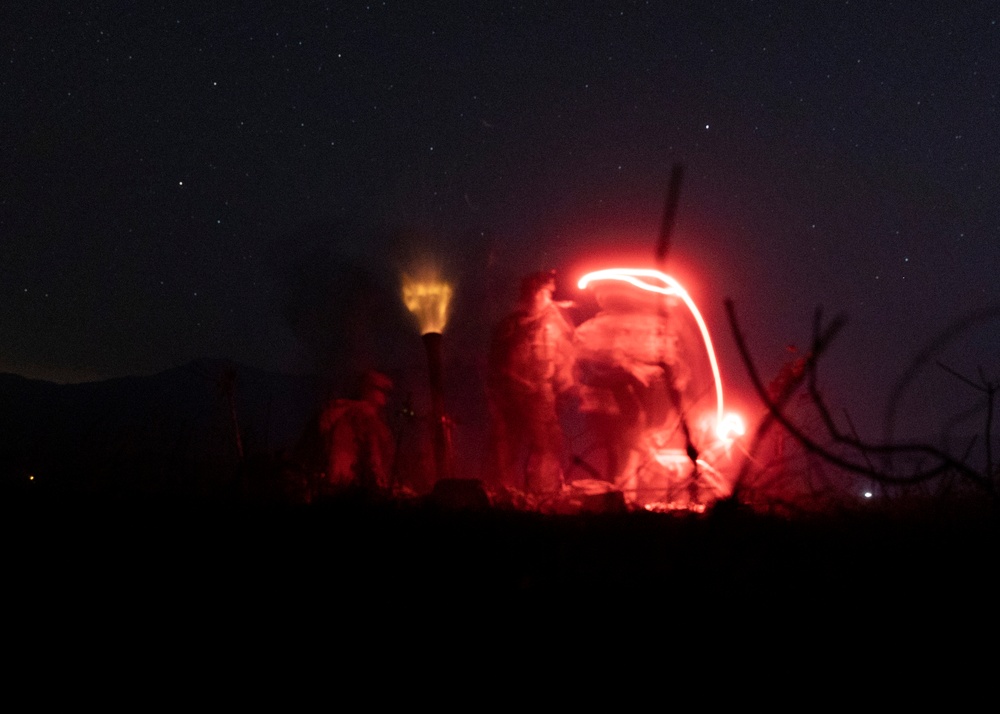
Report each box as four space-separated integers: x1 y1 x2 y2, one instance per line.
864 491 872 498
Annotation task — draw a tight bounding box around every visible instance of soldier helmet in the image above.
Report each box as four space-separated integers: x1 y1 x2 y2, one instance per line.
361 369 393 394
519 269 557 301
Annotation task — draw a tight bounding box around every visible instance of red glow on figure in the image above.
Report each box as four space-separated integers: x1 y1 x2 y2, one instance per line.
578 267 741 441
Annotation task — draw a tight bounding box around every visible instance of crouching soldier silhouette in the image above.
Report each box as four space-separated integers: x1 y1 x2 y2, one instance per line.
317 370 395 495
486 270 575 495
573 282 691 497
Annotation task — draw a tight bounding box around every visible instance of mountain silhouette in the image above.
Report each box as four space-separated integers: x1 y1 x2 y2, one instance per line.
0 359 325 499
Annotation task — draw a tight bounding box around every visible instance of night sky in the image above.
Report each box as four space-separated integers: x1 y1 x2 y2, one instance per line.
4 2 999 444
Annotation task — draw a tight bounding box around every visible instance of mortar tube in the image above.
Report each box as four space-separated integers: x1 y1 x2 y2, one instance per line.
421 331 453 482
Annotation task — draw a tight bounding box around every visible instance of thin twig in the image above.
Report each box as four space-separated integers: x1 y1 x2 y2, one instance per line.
725 299 988 490
843 409 876 472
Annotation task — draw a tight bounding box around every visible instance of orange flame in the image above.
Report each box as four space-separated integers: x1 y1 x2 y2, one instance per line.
402 273 453 334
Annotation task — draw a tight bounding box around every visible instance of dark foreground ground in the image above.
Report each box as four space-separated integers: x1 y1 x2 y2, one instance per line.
5 479 996 693
5 488 993 693
5 482 996 617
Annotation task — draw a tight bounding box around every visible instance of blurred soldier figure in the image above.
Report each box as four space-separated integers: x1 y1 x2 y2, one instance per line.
767 345 811 461
486 270 575 494
573 283 690 489
317 369 395 494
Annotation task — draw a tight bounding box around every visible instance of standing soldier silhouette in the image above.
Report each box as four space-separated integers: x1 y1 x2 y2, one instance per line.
317 370 395 495
486 270 575 495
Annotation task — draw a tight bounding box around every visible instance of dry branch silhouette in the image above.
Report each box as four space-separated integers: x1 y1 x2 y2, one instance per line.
725 300 994 506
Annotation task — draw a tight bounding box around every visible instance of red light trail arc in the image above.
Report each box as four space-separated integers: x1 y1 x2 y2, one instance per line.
578 268 743 441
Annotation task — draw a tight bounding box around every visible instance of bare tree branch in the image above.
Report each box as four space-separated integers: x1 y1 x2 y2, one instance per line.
724 299 990 494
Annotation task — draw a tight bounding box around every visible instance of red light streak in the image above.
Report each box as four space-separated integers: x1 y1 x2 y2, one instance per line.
578 267 740 441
